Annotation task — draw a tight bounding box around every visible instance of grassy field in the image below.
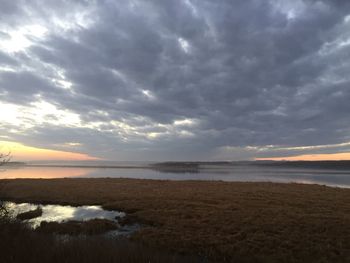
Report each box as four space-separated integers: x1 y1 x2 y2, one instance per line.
0 220 197 263
1 178 349 262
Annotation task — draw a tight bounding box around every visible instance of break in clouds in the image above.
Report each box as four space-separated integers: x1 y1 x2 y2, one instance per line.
1 0 350 160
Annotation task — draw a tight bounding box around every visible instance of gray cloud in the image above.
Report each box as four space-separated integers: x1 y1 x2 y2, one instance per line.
1 0 350 160
0 51 17 66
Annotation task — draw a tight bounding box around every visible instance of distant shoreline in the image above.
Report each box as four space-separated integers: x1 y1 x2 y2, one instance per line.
4 160 350 170
26 164 151 169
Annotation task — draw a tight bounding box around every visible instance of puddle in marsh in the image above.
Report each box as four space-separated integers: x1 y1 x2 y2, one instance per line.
5 202 139 236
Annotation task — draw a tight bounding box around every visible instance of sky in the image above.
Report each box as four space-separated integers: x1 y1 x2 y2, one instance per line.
0 0 350 162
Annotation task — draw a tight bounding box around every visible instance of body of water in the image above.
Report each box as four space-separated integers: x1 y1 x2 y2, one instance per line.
6 202 124 228
4 201 139 236
1 162 350 188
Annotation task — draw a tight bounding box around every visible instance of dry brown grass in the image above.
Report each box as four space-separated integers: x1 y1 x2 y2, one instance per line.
1 178 349 262
0 220 198 263
37 218 119 235
16 207 42 220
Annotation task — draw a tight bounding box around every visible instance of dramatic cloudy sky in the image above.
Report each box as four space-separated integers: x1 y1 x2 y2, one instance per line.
1 0 350 161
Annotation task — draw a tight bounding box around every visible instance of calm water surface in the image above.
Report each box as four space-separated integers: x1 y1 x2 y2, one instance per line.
6 202 124 228
2 164 350 188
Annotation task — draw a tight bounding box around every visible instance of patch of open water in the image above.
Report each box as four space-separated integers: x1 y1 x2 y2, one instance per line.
4 201 139 236
7 202 123 227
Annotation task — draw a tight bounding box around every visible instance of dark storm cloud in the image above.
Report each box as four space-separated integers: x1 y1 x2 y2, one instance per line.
1 0 350 160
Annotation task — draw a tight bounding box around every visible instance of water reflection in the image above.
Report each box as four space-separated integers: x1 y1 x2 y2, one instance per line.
1 164 350 188
1 166 89 179
7 202 124 228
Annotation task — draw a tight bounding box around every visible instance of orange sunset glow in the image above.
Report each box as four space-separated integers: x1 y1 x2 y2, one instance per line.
1 167 91 179
0 141 98 161
256 152 350 161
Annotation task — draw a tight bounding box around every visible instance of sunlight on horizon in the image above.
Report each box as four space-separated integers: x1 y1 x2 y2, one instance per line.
256 152 350 161
0 141 98 161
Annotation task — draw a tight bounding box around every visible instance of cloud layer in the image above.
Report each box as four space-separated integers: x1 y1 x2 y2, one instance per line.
1 0 350 160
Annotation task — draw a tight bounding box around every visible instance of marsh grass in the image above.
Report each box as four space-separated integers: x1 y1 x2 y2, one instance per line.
16 207 42 220
37 218 119 235
0 219 200 263
1 178 349 262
